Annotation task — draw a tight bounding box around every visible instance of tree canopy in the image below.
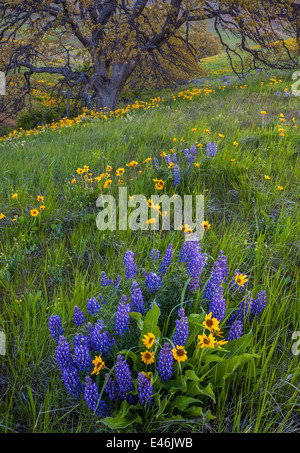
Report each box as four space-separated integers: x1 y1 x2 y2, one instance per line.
0 0 299 119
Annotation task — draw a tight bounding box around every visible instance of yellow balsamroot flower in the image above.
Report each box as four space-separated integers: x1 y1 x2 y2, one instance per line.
141 371 152 382
216 338 228 349
172 345 187 363
202 312 220 332
147 199 154 208
233 141 239 147
218 133 225 138
83 165 89 172
235 273 248 286
147 218 157 225
264 175 271 180
142 332 155 349
168 162 175 169
12 193 18 199
194 162 200 168
30 209 39 217
116 168 125 177
202 221 211 230
91 355 105 375
198 332 216 349
173 137 177 142
119 180 124 185
197 143 203 147
192 128 196 132
181 224 192 234
71 179 77 184
204 128 211 134
160 151 166 157
0 213 5 220
277 185 284 191
39 205 46 211
231 159 236 162
76 168 84 174
106 165 112 172
104 179 112 188
37 195 44 202
155 180 164 190
261 111 266 115
140 350 155 365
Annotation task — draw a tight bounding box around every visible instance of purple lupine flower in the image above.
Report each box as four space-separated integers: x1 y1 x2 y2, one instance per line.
186 240 207 292
115 354 134 400
114 295 131 337
55 335 73 371
113 275 122 291
104 373 118 401
62 366 83 398
171 153 177 164
73 305 86 327
184 148 189 158
149 249 161 261
188 152 195 166
145 272 162 292
159 243 173 275
131 280 144 314
203 251 229 300
87 297 101 315
227 292 254 326
173 164 180 186
250 290 267 320
179 240 191 264
208 284 226 322
86 322 94 349
123 250 137 279
172 308 189 346
91 319 115 355
101 271 112 286
74 335 93 373
48 315 64 341
206 141 218 157
84 376 109 417
227 320 243 341
154 157 159 168
137 372 154 406
165 154 171 165
157 343 174 381
190 144 197 155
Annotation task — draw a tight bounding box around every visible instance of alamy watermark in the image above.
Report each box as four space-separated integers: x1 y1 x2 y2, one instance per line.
292 71 300 97
0 71 5 95
0 331 6 356
96 187 205 240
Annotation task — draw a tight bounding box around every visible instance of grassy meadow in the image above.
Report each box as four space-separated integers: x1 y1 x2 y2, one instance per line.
0 62 300 433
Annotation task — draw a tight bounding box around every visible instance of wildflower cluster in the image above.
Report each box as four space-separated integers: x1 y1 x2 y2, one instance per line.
48 239 268 427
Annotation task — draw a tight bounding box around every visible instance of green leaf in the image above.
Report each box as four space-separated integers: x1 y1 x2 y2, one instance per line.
139 302 161 347
170 396 201 414
214 352 259 387
129 311 144 330
100 401 142 431
185 313 205 348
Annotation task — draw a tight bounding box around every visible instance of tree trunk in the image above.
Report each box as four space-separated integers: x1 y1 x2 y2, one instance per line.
93 60 136 112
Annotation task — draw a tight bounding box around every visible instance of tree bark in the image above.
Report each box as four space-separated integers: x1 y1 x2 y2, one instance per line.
93 60 136 111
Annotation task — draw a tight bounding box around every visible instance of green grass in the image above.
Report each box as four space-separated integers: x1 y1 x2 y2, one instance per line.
0 69 300 433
